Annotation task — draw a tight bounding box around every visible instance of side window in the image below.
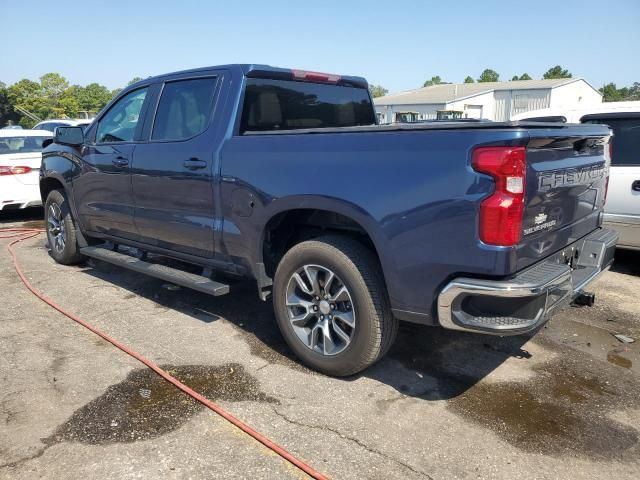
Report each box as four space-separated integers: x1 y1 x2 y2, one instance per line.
96 88 148 143
151 77 217 141
582 117 640 166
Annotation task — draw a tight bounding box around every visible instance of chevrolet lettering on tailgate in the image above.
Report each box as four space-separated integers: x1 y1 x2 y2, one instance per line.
538 164 607 192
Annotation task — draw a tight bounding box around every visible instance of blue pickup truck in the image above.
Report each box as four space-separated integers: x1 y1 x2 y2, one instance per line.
41 64 617 376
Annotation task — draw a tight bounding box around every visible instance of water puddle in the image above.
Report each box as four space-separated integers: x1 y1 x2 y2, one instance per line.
448 359 639 459
608 350 633 369
20 220 45 229
380 324 639 459
45 364 277 445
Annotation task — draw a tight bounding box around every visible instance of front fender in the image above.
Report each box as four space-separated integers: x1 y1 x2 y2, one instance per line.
40 147 82 216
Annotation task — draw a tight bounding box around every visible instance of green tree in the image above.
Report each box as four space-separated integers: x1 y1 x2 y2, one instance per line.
627 82 640 100
40 73 69 100
477 69 499 82
58 86 81 117
368 84 388 98
511 73 532 81
0 85 20 127
78 83 113 111
423 76 444 87
464 76 474 83
543 65 572 79
599 83 628 102
127 77 143 86
7 79 47 126
40 73 72 117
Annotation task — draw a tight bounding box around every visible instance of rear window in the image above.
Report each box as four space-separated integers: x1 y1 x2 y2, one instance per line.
0 136 51 153
582 116 640 166
240 78 375 133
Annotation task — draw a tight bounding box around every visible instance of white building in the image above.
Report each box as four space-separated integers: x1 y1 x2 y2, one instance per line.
374 78 602 123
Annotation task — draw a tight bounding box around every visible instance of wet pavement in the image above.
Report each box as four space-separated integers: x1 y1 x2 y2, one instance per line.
1 209 639 479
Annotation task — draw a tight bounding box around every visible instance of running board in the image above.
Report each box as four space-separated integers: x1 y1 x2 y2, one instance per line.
80 246 230 296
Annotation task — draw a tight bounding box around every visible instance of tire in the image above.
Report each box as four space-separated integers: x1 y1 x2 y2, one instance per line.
273 235 398 376
45 189 84 265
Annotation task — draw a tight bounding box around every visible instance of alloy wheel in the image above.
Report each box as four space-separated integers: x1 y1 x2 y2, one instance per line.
285 264 356 356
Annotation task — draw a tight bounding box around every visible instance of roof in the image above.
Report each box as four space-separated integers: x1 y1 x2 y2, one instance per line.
127 64 368 90
511 100 640 122
0 129 52 137
374 78 590 106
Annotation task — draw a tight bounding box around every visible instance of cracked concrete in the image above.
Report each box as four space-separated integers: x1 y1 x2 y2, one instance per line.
1 209 640 479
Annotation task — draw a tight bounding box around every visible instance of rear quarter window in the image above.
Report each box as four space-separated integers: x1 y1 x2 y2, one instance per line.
582 116 640 166
240 78 375 133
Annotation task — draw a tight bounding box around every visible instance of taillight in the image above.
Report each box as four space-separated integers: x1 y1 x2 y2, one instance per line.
604 139 612 205
472 146 526 246
291 69 341 84
0 166 33 176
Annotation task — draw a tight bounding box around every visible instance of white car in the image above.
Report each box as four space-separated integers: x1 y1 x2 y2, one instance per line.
512 102 640 250
32 119 92 132
0 129 53 211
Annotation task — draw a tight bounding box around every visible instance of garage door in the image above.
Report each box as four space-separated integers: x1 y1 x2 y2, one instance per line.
464 105 483 119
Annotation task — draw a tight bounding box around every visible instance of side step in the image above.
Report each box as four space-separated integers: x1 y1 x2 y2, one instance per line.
80 246 230 296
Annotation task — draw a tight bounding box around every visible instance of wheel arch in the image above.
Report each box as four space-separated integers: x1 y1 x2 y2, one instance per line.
256 196 398 304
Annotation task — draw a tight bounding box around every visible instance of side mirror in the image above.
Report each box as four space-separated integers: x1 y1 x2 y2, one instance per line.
54 126 84 147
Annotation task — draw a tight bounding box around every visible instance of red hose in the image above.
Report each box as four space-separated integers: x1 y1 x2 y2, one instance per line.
2 227 328 480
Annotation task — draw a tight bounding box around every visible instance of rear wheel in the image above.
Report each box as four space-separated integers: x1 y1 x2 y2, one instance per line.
45 189 84 265
273 235 398 376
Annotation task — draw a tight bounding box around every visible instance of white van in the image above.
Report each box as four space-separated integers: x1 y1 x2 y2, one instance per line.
512 102 640 250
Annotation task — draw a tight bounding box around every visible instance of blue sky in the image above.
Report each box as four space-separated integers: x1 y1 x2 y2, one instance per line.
1 0 638 93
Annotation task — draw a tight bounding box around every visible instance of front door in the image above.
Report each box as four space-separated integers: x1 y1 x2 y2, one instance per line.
131 76 219 258
74 87 150 240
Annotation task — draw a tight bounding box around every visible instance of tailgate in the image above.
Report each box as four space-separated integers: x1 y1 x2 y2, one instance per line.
517 124 611 269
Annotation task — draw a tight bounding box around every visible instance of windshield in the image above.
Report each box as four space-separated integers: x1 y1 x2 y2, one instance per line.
0 136 50 153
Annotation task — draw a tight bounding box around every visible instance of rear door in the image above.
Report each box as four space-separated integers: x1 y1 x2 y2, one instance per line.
74 87 151 240
582 113 640 248
130 74 221 258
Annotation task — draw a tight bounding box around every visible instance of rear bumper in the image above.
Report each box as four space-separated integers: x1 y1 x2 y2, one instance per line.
0 198 42 210
603 215 640 250
437 228 618 335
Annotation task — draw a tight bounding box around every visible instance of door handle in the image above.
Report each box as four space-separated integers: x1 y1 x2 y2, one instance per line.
632 180 640 192
183 158 207 170
112 156 129 167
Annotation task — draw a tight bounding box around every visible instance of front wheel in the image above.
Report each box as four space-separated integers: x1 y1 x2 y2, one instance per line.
273 235 398 376
45 189 84 265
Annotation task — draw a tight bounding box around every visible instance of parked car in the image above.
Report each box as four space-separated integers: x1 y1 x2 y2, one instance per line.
2 125 23 130
33 119 92 132
0 129 53 210
512 102 640 250
40 64 616 376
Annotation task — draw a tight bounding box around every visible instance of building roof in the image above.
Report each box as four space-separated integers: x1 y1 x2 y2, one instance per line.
374 78 589 106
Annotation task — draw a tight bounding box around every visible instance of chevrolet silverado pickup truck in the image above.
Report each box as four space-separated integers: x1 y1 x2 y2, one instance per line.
40 64 617 376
